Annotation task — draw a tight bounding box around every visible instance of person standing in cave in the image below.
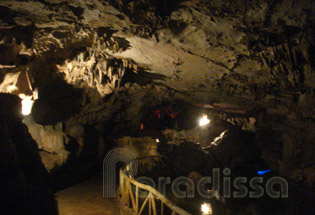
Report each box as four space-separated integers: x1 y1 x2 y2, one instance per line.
0 93 58 215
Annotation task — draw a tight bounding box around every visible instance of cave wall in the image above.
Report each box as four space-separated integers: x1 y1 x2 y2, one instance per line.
0 93 58 215
0 0 314 192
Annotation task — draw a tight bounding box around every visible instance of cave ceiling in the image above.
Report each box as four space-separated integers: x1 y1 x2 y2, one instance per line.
1 0 315 200
0 0 314 118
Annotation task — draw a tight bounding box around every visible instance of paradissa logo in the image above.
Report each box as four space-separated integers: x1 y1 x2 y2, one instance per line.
136 168 288 199
103 148 288 199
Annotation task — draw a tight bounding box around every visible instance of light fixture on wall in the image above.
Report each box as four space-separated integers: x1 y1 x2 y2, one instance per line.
19 89 38 116
201 202 212 215
199 114 210 126
19 94 34 116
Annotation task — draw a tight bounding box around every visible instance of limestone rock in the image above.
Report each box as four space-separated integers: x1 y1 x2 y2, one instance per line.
0 93 58 215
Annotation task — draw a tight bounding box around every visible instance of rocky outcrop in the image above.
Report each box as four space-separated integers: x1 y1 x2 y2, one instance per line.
0 93 58 215
0 0 314 200
257 123 315 189
23 115 105 186
0 0 313 103
0 0 313 125
116 136 161 172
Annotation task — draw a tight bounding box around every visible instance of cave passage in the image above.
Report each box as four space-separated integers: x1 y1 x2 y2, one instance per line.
56 175 131 215
0 1 314 215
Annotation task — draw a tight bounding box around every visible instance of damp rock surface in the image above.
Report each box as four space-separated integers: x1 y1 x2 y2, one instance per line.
0 93 58 215
0 0 314 212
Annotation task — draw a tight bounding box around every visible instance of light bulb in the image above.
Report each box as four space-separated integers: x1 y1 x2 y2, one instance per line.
199 114 210 126
19 94 34 116
201 203 212 215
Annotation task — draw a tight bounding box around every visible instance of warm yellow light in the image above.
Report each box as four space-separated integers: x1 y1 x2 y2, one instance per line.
19 94 34 115
201 203 212 215
199 114 210 126
156 139 160 143
8 85 17 92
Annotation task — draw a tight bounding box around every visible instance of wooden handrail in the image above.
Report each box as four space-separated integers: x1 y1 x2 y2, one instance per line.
120 168 191 215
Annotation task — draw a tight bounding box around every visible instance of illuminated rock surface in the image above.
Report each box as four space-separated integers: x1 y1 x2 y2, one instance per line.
0 0 314 214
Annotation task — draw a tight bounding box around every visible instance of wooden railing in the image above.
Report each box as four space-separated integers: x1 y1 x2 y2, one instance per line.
119 169 191 215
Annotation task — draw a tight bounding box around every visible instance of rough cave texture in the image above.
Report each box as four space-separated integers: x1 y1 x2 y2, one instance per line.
0 93 58 215
0 0 314 214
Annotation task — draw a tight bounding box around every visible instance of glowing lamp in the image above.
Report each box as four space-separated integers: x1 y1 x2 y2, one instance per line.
199 114 210 126
19 94 34 116
201 203 212 215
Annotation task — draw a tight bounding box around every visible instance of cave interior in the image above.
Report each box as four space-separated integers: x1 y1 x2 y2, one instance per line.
0 0 314 215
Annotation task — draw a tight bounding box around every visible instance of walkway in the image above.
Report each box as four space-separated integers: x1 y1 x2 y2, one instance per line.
56 176 132 215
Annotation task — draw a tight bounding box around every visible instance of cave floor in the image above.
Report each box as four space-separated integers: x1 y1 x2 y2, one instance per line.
56 176 131 215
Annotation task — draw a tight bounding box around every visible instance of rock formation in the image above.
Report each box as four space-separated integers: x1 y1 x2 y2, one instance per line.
0 0 314 214
0 93 58 215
